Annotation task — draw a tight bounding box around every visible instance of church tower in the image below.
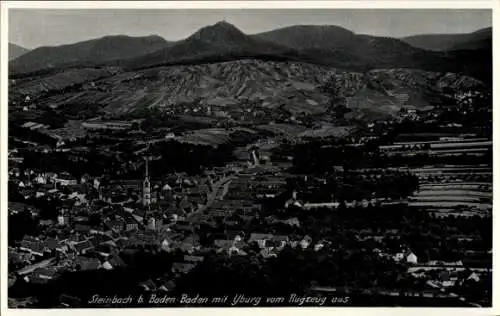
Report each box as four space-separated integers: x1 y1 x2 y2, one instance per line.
251 149 260 166
143 157 151 207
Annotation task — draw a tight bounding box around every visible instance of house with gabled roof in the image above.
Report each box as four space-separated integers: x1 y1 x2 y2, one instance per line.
213 239 234 252
42 238 68 253
139 279 157 292
248 233 274 248
67 234 86 244
20 235 40 243
124 217 139 231
115 237 133 249
173 220 192 233
467 272 480 282
9 249 33 266
19 241 45 257
407 252 418 264
260 247 279 259
106 219 125 232
75 256 101 271
94 243 116 258
299 235 313 249
74 224 92 234
158 280 176 292
222 230 244 242
88 234 113 247
25 274 50 284
183 255 205 263
109 255 125 267
265 239 283 249
72 240 94 255
270 235 289 245
32 267 59 281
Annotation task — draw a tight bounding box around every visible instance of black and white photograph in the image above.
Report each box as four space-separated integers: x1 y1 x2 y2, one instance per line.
2 2 495 311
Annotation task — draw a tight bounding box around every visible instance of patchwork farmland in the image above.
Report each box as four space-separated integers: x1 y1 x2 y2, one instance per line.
408 166 492 217
374 129 493 218
380 138 492 157
402 138 492 217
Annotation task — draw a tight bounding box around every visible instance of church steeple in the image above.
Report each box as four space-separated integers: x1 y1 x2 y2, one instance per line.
143 157 151 207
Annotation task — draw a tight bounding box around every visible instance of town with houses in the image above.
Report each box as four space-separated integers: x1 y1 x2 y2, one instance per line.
7 85 493 307
6 12 493 309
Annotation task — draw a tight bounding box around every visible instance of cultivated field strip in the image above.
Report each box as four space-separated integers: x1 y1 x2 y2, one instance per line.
419 183 491 189
12 68 121 97
408 201 491 210
393 138 489 145
414 190 491 198
410 167 491 173
408 164 492 215
409 195 487 202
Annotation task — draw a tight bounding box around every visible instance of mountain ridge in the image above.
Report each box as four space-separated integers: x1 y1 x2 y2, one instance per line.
8 22 492 84
401 27 492 51
9 35 172 74
9 43 30 61
125 21 307 70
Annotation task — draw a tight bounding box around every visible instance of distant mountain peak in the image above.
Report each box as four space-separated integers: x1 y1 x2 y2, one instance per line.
215 20 231 26
189 20 246 43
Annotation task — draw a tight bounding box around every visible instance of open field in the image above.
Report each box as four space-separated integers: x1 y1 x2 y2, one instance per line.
429 141 492 149
174 127 259 147
299 126 353 139
175 128 232 146
408 201 491 209
409 195 485 202
410 167 491 173
255 124 308 138
380 140 492 151
10 68 121 99
419 183 491 190
415 190 491 197
394 138 488 145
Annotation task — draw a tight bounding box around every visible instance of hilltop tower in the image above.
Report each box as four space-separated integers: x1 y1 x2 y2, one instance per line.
143 157 151 207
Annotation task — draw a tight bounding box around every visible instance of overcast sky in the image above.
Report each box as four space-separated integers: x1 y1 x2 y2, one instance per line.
9 9 492 49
